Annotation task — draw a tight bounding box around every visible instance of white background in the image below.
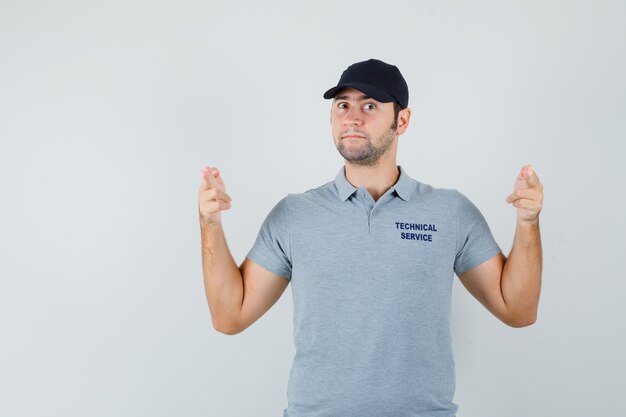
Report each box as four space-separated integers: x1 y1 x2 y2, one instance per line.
1 1 624 416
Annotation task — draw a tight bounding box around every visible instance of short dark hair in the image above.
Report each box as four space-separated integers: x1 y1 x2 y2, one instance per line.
391 102 402 130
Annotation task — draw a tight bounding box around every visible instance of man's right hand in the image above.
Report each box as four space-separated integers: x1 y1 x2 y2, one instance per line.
198 166 232 226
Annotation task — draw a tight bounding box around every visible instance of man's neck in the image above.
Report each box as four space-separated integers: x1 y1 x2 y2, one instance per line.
344 158 400 202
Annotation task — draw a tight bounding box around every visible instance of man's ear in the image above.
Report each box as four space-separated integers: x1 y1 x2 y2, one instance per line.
396 107 412 135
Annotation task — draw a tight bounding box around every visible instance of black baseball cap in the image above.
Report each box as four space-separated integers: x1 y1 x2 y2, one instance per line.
323 59 409 109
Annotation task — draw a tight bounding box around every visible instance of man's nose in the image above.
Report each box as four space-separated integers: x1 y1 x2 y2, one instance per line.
343 107 363 126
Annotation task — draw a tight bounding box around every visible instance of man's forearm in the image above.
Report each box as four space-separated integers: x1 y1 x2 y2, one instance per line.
200 222 243 333
501 220 543 326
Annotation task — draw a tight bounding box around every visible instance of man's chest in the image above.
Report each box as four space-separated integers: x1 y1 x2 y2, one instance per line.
288 203 458 303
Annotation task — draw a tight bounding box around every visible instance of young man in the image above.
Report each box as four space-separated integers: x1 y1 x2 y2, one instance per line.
198 59 543 417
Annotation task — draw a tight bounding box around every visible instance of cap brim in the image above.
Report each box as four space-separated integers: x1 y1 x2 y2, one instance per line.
323 82 396 104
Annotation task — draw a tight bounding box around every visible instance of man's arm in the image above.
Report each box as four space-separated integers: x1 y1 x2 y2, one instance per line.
199 166 289 335
458 165 543 328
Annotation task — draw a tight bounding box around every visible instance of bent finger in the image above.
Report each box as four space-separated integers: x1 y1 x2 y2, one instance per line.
207 200 232 211
201 187 232 202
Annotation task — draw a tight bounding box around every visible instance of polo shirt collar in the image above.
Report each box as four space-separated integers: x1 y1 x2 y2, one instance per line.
334 165 414 202
393 165 414 201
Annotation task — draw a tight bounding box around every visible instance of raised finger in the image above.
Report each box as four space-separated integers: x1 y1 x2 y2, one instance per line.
201 166 219 188
527 167 540 187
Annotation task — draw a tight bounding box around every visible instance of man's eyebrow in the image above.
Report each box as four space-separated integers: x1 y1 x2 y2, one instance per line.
334 94 371 101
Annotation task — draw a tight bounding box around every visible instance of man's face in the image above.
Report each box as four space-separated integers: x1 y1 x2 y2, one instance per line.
331 87 397 166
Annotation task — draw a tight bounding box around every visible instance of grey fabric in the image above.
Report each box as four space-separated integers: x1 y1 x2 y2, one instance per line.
246 165 502 417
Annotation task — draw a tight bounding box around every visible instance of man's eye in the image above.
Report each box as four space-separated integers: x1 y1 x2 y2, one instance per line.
364 103 376 110
337 103 348 109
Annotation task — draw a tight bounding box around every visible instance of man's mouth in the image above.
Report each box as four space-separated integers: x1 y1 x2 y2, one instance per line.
342 134 367 139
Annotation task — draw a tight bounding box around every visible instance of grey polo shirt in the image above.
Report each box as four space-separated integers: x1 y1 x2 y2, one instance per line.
246 165 502 417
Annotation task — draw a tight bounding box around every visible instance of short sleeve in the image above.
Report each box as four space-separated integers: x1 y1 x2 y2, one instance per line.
454 191 502 277
245 195 292 280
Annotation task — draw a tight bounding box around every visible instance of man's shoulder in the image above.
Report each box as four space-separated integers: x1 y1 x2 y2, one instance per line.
284 179 337 202
411 179 463 204
264 181 336 217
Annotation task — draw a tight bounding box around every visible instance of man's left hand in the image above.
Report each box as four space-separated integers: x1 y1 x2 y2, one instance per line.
505 165 544 224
